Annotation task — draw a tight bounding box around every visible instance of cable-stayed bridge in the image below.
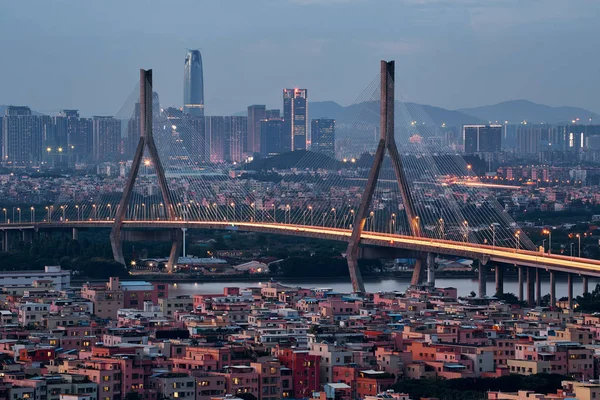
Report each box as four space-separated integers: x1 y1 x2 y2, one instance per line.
0 62 595 309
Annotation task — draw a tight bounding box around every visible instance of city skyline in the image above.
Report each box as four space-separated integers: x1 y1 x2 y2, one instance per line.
1 1 600 117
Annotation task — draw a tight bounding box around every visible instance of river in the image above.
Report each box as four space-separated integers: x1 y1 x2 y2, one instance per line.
167 275 599 298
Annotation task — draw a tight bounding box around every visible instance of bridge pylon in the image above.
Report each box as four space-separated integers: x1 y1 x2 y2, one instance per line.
110 69 181 271
346 60 424 293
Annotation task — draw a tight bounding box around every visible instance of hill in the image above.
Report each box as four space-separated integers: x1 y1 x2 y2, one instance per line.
310 100 483 127
458 100 599 125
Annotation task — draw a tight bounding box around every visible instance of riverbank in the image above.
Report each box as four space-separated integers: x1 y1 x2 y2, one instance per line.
73 270 480 284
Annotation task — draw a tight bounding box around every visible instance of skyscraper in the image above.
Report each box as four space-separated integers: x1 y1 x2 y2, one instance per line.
92 116 121 163
247 105 266 154
260 118 284 158
183 50 205 117
2 106 47 167
283 89 308 152
205 116 247 163
311 119 335 158
463 125 502 154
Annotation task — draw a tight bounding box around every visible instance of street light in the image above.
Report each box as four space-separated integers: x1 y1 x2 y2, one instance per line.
515 230 521 252
570 242 575 257
391 213 396 234
576 233 581 257
30 206 35 222
542 229 552 254
16 208 21 223
331 208 336 227
61 205 66 221
286 204 291 224
2 208 6 223
490 223 499 247
308 205 313 226
463 220 469 243
75 205 80 221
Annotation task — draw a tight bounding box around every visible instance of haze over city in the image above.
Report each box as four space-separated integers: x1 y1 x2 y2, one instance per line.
4 3 600 400
2 0 600 116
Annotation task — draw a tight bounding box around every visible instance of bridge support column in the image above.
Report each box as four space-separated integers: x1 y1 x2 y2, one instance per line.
583 276 589 295
568 273 574 311
526 267 534 306
72 228 79 241
2 231 7 252
495 266 504 295
550 271 556 308
478 261 486 298
518 266 524 302
410 254 427 287
535 268 541 307
426 253 435 287
166 229 183 273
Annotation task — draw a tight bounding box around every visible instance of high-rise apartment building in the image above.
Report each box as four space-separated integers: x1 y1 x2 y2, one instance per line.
311 119 335 158
92 116 121 163
205 116 247 163
283 88 308 152
463 124 502 154
183 50 204 117
2 106 47 167
247 105 266 154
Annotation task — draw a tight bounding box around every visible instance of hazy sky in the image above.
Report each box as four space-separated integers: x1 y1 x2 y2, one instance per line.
1 0 599 116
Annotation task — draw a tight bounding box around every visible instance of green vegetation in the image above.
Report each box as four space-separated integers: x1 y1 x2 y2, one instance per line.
393 374 568 400
576 283 600 312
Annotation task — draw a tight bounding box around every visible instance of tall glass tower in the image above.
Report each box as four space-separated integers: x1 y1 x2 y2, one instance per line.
183 50 204 117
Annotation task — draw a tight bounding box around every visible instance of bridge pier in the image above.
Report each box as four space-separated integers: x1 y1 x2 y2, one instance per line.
583 276 589 295
535 268 541 307
495 266 504 295
518 266 524 302
526 267 534 306
478 261 486 298
72 228 79 241
550 271 556 308
426 253 435 287
567 273 574 310
2 231 7 252
410 254 428 287
166 229 183 273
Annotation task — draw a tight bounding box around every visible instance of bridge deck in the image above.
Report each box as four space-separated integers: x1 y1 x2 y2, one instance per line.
2 221 599 278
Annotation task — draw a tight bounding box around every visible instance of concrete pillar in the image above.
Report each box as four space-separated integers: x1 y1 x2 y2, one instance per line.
478 261 486 298
568 273 574 311
527 267 535 306
550 271 556 308
426 253 435 287
518 266 524 302
410 253 428 287
2 230 7 252
495 266 504 295
583 276 589 295
535 268 541 307
72 228 79 241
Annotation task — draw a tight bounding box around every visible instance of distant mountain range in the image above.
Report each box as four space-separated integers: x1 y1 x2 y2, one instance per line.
238 99 599 127
458 100 600 125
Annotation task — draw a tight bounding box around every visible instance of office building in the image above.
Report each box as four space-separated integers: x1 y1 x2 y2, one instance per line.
56 110 93 166
183 50 204 117
311 118 335 158
247 105 266 154
260 118 284 157
283 88 308 151
205 116 247 163
463 124 502 154
2 106 47 167
92 116 121 163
